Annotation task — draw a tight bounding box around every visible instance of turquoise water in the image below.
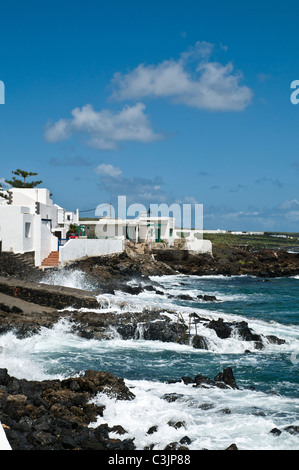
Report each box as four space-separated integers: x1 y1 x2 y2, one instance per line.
0 271 299 449
186 275 299 325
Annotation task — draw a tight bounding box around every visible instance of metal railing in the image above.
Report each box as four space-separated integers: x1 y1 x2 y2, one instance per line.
58 238 69 250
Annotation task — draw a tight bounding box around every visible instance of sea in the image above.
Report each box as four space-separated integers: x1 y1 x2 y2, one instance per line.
0 268 299 451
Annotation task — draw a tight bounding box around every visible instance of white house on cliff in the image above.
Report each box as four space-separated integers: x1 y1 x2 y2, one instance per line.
0 187 211 268
0 187 79 266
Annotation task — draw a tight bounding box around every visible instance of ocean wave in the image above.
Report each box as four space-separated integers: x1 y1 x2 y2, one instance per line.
90 377 299 450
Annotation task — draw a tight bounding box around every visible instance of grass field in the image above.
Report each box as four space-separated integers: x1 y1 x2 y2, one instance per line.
202 232 299 249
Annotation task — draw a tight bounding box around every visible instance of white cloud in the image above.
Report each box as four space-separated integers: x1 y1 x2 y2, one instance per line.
204 199 299 231
44 103 161 150
95 163 122 177
44 119 72 143
111 41 253 111
278 199 299 210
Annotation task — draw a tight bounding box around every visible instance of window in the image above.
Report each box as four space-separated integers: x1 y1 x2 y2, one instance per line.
170 228 173 237
25 222 31 238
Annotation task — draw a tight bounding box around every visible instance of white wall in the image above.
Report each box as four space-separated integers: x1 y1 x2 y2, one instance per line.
34 218 59 266
95 222 123 238
56 206 65 224
185 237 212 254
22 213 35 253
0 206 59 266
65 209 79 225
0 206 34 253
59 237 124 265
84 221 124 238
10 188 58 231
138 217 175 245
9 188 51 206
0 189 82 266
82 217 175 245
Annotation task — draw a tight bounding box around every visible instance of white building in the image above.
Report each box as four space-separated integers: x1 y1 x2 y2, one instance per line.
0 188 79 266
55 205 79 238
0 188 212 267
81 213 212 254
82 212 176 246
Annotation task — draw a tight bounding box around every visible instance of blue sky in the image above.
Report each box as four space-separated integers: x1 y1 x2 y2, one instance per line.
1 0 299 231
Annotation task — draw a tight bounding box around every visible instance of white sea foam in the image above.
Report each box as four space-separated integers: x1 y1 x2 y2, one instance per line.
38 267 299 355
97 283 299 352
91 378 299 450
0 314 298 451
0 319 75 381
5 268 296 450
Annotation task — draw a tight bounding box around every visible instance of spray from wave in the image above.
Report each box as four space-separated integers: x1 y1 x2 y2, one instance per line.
41 268 97 291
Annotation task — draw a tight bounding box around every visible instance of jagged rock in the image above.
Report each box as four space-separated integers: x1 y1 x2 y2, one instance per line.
198 403 215 410
153 246 299 278
177 294 193 301
192 335 209 350
147 425 158 435
0 368 135 450
270 428 282 436
143 321 185 343
233 321 262 342
220 408 231 414
194 373 217 388
180 436 192 445
266 335 286 345
207 318 232 339
284 425 299 435
214 367 238 389
225 443 238 450
206 318 284 349
197 294 218 302
164 441 189 450
162 393 185 403
170 367 239 390
167 420 186 429
105 437 136 450
181 376 194 385
109 425 127 435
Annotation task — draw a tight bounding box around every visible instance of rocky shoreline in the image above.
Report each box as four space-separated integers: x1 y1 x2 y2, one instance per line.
68 242 299 279
0 366 246 450
0 274 285 351
0 244 298 450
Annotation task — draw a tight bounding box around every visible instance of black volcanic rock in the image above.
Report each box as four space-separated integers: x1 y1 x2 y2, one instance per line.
169 367 239 390
0 368 135 450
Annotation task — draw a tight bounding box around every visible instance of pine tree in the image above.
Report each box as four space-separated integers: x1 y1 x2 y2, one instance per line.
5 169 42 188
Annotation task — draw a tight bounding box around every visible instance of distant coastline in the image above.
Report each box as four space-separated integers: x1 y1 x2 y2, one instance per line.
202 231 299 251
